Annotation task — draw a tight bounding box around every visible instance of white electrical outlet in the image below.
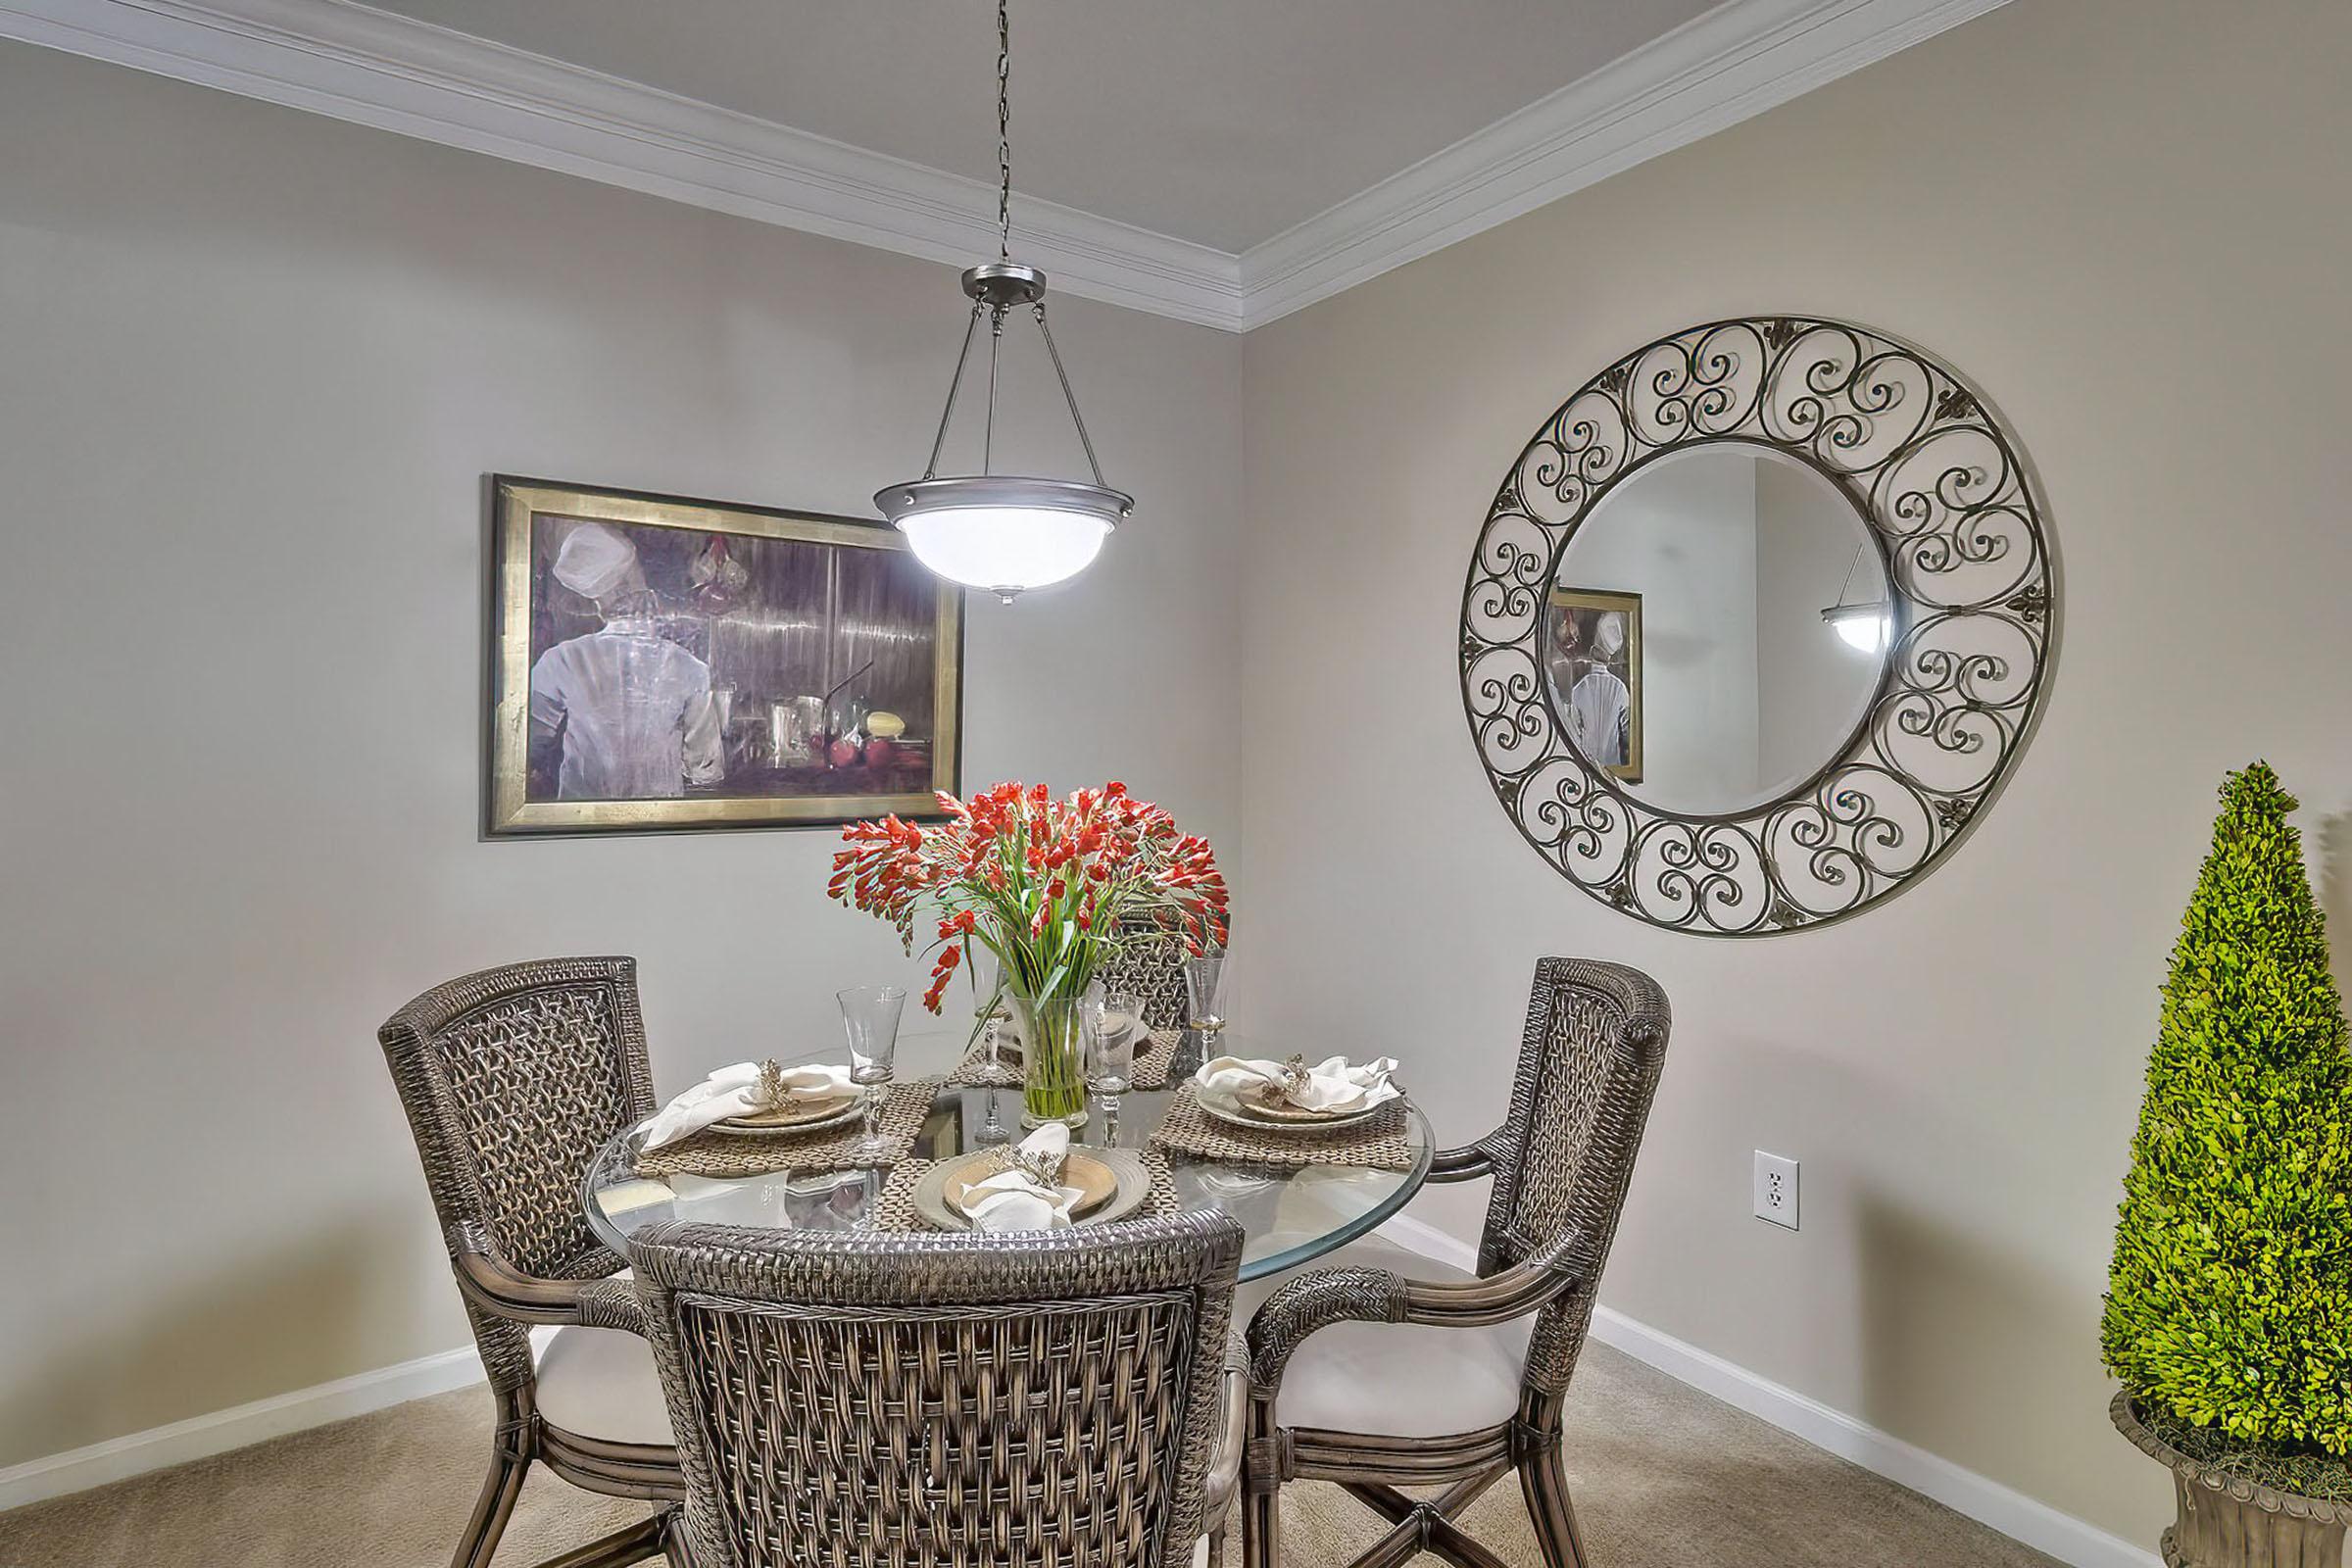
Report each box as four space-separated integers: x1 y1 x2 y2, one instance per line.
1753 1151 1799 1230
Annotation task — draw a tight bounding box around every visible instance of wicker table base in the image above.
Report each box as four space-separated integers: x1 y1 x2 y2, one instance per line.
632 1080 938 1179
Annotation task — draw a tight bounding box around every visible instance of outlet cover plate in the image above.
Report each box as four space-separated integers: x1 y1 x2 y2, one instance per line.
1754 1151 1798 1230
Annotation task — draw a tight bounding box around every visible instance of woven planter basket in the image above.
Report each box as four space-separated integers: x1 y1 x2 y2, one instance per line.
2112 1392 2352 1568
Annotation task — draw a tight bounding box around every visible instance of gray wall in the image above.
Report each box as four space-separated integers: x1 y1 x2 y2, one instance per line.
0 43 1243 1465
1236 0 2352 1545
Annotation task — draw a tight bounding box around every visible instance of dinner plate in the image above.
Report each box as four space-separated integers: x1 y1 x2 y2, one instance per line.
712 1095 864 1137
912 1148 1151 1232
1196 1086 1389 1133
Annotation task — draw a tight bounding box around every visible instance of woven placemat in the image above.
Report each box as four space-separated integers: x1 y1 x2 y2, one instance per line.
945 1017 1022 1087
948 1022 1184 1090
632 1080 938 1180
872 1151 1182 1233
1150 1083 1417 1172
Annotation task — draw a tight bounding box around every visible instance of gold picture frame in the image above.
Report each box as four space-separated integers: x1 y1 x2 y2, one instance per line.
488 476 962 836
1543 586 1643 784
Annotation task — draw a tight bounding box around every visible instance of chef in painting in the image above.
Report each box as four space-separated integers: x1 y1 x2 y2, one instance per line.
1546 607 1631 769
528 521 725 800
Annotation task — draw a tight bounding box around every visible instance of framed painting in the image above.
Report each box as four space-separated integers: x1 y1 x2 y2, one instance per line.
487 476 962 836
1543 586 1643 784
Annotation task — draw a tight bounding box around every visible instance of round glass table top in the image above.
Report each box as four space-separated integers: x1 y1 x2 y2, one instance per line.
581 1032 1432 1282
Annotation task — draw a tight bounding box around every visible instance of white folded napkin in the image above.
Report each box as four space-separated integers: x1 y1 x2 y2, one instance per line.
1195 1054 1399 1114
641 1060 857 1150
960 1123 1083 1233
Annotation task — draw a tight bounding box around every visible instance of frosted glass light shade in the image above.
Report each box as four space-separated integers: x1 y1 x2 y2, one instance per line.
875 475 1131 601
1823 602 1890 654
896 505 1109 595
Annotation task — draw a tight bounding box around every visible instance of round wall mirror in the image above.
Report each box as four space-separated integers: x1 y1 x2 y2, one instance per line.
1462 318 2055 935
1544 443 1889 817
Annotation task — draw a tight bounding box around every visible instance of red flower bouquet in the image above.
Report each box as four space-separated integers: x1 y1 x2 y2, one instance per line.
830 781 1229 1124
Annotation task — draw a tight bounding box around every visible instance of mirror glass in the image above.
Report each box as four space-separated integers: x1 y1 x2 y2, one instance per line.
1544 442 1888 816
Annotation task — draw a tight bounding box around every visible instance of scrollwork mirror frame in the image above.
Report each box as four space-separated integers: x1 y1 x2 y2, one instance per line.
1459 317 2055 936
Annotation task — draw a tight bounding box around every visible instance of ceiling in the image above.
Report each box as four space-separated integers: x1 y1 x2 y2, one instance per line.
1 0 2011 326
351 0 1719 254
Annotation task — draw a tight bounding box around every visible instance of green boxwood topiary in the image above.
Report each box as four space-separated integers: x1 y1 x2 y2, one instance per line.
2103 761 2352 1455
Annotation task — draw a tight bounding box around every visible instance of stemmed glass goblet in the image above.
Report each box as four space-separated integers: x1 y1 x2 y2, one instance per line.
1183 948 1228 1057
1086 988 1142 1145
837 985 906 1165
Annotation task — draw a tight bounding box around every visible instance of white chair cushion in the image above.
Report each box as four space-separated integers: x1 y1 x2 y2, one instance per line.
1240 1231 1530 1440
533 1324 674 1446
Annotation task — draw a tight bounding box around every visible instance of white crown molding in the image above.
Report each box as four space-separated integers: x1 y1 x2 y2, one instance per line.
1234 0 2015 328
1379 1216 2157 1568
0 0 2009 323
0 0 1246 327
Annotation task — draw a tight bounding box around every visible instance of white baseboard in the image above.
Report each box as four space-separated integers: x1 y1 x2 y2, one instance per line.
0 1330 542 1512
1375 1214 2159 1568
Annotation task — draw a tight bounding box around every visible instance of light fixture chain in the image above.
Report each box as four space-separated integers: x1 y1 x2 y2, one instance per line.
996 0 1012 263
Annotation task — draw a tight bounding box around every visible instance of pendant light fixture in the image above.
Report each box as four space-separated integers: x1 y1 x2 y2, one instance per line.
1820 540 1892 654
874 0 1132 604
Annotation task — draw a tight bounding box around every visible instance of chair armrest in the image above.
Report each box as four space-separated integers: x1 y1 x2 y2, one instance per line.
1246 1230 1586 1392
1425 1129 1510 1185
453 1250 649 1335
1200 1326 1249 1518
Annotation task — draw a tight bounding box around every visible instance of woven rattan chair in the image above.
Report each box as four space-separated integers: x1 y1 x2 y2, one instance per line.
379 956 685 1568
630 1211 1249 1568
1099 918 1202 1031
1238 957 1671 1568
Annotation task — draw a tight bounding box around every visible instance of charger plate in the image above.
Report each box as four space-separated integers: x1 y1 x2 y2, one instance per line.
1197 1085 1389 1133
944 1149 1119 1220
911 1147 1151 1232
713 1095 863 1137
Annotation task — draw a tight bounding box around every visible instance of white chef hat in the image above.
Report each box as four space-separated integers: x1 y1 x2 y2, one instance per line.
1592 612 1627 658
552 521 640 602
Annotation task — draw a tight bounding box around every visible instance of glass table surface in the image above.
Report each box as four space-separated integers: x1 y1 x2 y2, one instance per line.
582 1032 1431 1282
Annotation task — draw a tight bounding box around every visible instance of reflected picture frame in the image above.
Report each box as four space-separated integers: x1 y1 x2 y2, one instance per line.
1544 586 1643 784
487 476 963 837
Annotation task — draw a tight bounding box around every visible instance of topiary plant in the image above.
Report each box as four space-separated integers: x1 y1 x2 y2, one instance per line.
2103 760 2352 1457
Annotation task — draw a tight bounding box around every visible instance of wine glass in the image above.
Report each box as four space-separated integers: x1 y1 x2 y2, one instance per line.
969 954 1013 1144
837 985 906 1164
975 953 1018 1087
1087 989 1142 1145
1183 948 1228 1056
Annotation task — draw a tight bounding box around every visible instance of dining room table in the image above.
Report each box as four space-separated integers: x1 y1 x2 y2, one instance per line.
581 1027 1433 1282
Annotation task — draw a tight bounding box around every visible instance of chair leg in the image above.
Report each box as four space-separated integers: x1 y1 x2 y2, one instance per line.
1239 1401 1281 1568
1518 1438 1592 1568
662 1507 693 1568
452 1433 530 1568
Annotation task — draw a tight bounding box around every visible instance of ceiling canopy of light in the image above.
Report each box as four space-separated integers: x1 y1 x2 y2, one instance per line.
873 0 1132 604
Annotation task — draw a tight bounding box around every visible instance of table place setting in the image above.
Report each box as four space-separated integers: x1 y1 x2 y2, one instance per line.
631 984 941 1180
1152 1053 1418 1171
868 1122 1177 1234
639 1058 859 1147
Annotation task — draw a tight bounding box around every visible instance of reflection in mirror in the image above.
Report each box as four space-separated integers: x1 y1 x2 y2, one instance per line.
1544 443 1887 816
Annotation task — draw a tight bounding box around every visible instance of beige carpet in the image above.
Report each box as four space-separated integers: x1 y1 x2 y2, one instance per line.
0 1343 2058 1567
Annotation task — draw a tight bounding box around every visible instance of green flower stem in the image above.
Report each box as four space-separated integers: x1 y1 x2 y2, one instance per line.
1013 993 1089 1125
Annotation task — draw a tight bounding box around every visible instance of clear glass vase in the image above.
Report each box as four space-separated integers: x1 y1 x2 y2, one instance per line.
1009 991 1091 1130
